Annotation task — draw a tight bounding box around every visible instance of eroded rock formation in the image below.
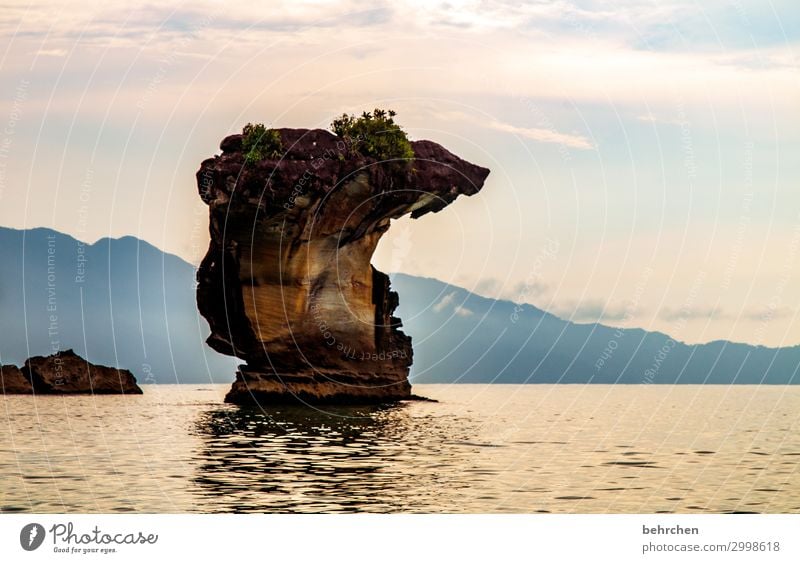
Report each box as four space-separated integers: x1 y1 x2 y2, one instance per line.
1 349 142 395
0 364 32 394
196 128 489 404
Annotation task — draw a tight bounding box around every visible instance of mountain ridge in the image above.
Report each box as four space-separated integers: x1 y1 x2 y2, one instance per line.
0 226 239 383
394 272 796 352
390 273 800 384
2 227 797 384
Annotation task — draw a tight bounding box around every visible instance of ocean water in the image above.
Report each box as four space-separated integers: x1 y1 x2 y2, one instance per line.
1 384 799 513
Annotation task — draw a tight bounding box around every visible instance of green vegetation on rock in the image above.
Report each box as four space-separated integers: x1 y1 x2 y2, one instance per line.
330 109 414 162
242 122 283 164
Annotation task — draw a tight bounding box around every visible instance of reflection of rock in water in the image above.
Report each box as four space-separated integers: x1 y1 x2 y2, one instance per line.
191 404 479 512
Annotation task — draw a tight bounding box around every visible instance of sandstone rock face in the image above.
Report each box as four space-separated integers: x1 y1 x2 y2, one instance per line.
197 128 490 405
18 350 142 395
0 364 32 394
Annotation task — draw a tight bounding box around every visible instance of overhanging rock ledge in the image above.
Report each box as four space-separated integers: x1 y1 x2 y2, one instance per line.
196 128 490 405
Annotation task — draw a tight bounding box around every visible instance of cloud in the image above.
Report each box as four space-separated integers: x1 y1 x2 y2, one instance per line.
484 118 595 150
454 305 474 317
741 306 795 322
1 1 394 42
474 277 501 296
465 277 552 304
36 48 68 57
659 306 727 322
5 1 796 112
432 292 473 316
433 291 457 313
507 280 550 303
550 299 635 322
400 0 682 36
441 109 594 150
658 305 796 324
636 113 685 126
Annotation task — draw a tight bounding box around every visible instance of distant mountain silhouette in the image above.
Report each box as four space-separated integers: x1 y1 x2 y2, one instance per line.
391 274 800 384
2 227 798 384
0 227 238 383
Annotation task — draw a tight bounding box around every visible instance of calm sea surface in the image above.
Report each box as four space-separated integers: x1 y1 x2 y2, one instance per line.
2 385 799 513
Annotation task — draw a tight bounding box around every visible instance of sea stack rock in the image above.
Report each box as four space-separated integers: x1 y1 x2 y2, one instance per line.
20 350 142 394
197 127 489 404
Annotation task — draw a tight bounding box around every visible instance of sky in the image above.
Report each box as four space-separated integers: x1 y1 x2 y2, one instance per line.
0 0 798 347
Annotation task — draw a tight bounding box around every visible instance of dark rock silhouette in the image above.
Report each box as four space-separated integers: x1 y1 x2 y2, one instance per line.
196 128 490 404
1 350 142 395
0 364 31 394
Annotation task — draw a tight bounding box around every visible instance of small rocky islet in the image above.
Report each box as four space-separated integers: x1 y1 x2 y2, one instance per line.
0 349 142 395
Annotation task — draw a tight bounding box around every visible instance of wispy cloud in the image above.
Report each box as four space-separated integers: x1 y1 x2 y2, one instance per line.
659 306 726 322
485 118 594 150
636 113 685 126
550 299 633 322
441 110 594 150
36 48 68 57
469 277 550 303
507 280 550 303
741 307 795 322
658 305 796 324
1 1 394 41
433 291 457 313
474 277 501 296
432 291 473 316
454 305 474 317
